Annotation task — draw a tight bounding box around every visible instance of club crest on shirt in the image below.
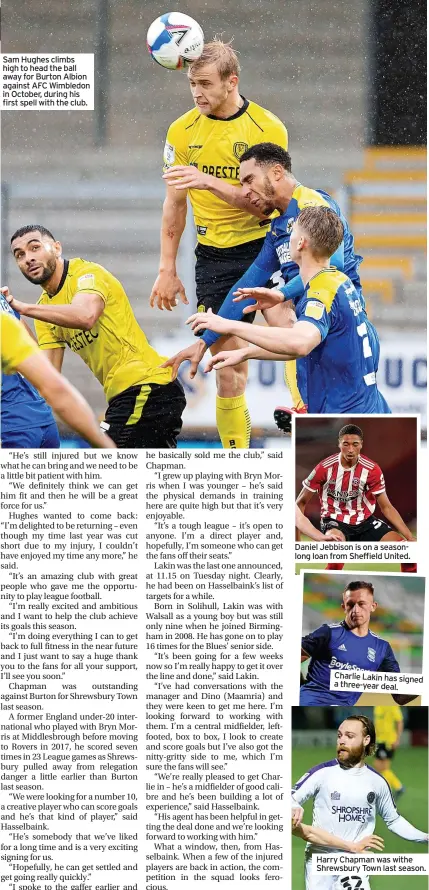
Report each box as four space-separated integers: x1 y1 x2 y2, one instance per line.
286 217 295 233
367 647 376 662
367 792 375 804
233 141 249 160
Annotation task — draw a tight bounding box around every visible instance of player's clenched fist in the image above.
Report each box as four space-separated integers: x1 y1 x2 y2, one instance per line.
1 286 26 315
149 271 189 311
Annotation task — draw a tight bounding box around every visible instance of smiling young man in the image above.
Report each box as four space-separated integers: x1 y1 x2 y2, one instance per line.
152 42 288 447
292 715 428 890
296 424 415 543
6 225 186 448
300 580 417 707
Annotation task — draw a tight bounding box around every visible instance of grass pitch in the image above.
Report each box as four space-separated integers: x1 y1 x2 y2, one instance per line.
292 745 428 889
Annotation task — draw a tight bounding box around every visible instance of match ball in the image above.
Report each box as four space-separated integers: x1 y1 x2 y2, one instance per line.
147 12 204 70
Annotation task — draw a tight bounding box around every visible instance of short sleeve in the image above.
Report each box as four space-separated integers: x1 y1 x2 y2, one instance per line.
261 115 288 150
163 119 189 170
296 297 332 341
34 318 67 351
1 313 38 373
301 624 332 660
379 644 401 674
366 463 386 496
303 462 326 492
74 270 109 304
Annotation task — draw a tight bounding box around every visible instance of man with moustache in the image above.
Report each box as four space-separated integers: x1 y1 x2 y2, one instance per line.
154 42 288 448
5 225 186 448
300 581 417 707
292 714 428 890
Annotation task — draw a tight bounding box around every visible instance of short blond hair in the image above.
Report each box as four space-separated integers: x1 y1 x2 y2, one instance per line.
188 40 240 79
297 206 344 260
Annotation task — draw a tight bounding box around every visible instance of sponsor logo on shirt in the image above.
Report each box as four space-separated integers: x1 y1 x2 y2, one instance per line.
338 644 347 651
329 657 362 671
197 226 207 236
331 791 341 800
331 805 372 822
348 296 365 317
276 243 291 265
69 328 99 352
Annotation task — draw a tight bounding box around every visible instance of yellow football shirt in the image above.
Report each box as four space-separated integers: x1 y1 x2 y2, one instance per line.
34 259 172 403
373 705 403 747
1 312 39 374
163 98 288 248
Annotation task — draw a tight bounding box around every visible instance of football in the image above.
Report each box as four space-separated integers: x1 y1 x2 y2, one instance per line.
147 12 204 70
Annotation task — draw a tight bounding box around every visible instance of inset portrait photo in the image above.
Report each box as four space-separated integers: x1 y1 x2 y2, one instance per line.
292 706 428 890
300 572 424 707
295 416 417 545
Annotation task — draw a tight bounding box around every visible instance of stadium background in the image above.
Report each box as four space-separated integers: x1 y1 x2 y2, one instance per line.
292 706 428 889
1 0 426 446
301 571 425 694
295 416 418 537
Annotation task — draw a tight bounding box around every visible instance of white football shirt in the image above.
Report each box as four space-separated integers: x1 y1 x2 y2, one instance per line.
292 758 427 854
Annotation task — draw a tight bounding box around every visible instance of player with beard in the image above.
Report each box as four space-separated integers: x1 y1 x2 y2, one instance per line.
154 42 288 448
292 715 428 890
5 225 186 448
300 581 417 706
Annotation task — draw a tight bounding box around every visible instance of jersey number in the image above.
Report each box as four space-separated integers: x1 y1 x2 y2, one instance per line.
372 520 382 529
267 269 286 289
339 878 363 889
357 321 375 387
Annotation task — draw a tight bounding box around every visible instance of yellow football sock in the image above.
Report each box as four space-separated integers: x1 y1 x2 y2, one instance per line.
284 360 306 410
383 768 402 792
216 394 251 449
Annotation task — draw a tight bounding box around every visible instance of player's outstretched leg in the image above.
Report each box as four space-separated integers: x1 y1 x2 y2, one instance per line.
211 335 251 448
274 404 308 434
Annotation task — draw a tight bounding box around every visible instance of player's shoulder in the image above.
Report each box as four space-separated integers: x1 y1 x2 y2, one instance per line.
293 759 338 790
365 764 396 795
167 107 201 134
306 269 348 312
307 759 339 777
321 452 339 469
294 184 332 211
69 258 111 282
359 454 383 476
245 100 287 132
